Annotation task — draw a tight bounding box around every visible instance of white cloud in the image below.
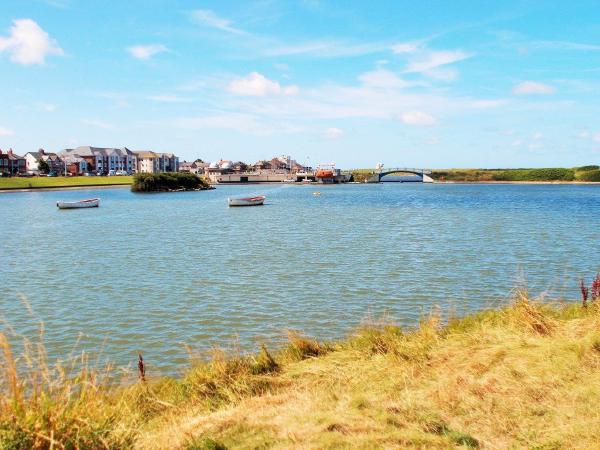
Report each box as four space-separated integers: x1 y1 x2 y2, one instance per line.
147 95 191 103
405 50 472 73
422 67 458 82
273 62 290 72
0 126 14 136
227 72 298 97
177 79 208 92
392 41 422 54
512 81 556 95
127 44 167 60
400 111 436 126
0 19 63 65
43 0 69 8
263 40 387 58
358 68 413 89
511 139 523 147
174 113 303 135
190 9 246 35
81 119 113 129
324 127 344 139
576 130 600 143
531 40 600 51
532 132 543 140
39 103 56 112
469 99 508 109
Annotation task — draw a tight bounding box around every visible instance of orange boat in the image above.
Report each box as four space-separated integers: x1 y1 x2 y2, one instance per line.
315 163 336 179
315 169 334 178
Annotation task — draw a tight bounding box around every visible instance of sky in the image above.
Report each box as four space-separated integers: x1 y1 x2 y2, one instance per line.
1 0 599 168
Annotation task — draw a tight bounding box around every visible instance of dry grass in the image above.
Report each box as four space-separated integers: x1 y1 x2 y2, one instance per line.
3 293 600 449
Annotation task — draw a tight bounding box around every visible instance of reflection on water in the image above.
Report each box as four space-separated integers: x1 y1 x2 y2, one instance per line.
1 183 599 374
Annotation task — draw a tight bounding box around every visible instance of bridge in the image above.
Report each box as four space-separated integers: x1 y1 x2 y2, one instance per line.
342 168 434 183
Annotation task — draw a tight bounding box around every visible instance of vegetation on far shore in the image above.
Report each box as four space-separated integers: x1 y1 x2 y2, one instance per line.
3 282 600 449
131 173 211 192
431 166 600 182
0 175 134 190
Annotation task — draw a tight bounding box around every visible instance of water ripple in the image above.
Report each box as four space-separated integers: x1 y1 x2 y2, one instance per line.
1 183 599 374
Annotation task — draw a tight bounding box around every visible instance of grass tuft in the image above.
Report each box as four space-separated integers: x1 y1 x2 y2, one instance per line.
185 437 229 450
283 331 327 361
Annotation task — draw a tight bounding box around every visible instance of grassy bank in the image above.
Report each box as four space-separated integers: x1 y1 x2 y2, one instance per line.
0 175 133 190
3 292 600 449
431 166 600 182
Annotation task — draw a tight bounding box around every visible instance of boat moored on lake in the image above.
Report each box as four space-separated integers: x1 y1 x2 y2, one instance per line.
57 198 100 209
227 195 266 207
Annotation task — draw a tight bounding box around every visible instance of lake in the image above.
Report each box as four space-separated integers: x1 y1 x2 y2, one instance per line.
1 183 599 375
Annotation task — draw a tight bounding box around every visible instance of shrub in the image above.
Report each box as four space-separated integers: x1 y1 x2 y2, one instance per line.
576 169 600 182
493 168 575 181
131 173 210 192
576 165 600 172
284 331 326 361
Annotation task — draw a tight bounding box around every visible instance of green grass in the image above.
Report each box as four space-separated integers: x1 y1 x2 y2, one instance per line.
0 175 134 190
3 292 600 449
431 166 600 182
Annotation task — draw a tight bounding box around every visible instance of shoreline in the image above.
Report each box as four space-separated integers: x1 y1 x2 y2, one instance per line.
0 183 132 193
433 180 600 185
4 297 600 449
2 179 600 193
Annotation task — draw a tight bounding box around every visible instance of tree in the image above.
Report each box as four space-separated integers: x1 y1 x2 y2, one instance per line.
38 158 50 174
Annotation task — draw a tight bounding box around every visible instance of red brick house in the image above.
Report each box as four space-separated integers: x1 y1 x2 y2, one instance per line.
0 149 26 175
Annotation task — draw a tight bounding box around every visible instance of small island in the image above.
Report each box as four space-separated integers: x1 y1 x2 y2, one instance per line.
131 172 213 192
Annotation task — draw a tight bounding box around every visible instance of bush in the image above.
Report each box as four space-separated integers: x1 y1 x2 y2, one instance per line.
492 168 575 181
576 165 600 172
576 169 600 182
131 173 210 192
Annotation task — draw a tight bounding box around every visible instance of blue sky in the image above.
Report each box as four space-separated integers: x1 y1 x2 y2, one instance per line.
1 0 599 168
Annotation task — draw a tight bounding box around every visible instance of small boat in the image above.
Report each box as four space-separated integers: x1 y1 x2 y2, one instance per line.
313 191 321 196
57 198 100 209
228 195 265 207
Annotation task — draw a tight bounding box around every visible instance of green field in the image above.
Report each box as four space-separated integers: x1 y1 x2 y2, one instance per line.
350 166 600 183
0 175 134 190
431 166 600 182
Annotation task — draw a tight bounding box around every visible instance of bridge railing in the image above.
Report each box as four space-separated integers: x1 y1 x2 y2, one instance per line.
342 168 432 175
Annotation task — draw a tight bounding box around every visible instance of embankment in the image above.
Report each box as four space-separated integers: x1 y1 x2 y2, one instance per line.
0 175 134 191
2 292 600 449
431 166 600 183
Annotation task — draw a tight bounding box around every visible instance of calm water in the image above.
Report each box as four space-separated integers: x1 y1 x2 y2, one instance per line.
1 183 599 374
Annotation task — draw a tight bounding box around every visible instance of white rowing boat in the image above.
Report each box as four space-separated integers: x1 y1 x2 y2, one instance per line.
227 195 265 207
57 198 100 209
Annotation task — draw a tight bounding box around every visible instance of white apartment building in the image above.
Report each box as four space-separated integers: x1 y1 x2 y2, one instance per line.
133 151 179 173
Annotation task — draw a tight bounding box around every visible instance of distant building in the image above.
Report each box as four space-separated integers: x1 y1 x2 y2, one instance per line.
134 151 158 173
232 161 249 172
0 149 26 175
63 155 88 175
157 152 179 173
60 146 137 175
25 149 63 174
253 160 272 170
179 160 207 174
133 151 179 173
